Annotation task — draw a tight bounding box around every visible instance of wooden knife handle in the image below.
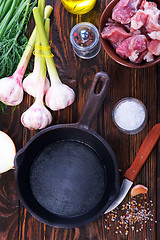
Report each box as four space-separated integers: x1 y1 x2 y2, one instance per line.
123 123 160 182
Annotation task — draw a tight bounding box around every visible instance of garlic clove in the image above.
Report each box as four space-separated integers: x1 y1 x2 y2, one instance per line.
131 184 148 197
45 83 75 111
0 76 23 106
23 73 50 97
0 131 16 173
21 101 52 130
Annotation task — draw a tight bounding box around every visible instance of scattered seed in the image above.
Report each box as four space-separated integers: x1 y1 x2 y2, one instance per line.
104 195 156 237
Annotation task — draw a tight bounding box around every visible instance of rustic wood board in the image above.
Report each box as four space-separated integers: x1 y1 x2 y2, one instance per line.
0 0 159 239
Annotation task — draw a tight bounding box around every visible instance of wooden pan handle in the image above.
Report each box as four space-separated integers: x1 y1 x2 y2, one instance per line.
123 123 160 182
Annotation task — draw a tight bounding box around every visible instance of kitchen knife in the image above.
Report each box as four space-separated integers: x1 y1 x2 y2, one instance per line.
105 123 160 214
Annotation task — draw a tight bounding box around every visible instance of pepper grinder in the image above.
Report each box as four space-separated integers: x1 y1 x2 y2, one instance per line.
70 22 101 59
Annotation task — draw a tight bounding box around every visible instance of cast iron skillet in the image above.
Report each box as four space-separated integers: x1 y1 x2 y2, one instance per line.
14 72 119 228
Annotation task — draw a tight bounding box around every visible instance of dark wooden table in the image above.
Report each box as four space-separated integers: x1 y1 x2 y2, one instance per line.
0 0 160 239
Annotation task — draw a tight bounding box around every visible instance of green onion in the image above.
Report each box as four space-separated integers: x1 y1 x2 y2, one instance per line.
0 0 18 38
33 7 75 111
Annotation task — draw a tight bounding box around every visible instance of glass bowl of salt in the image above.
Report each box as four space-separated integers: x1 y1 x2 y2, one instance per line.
112 97 147 134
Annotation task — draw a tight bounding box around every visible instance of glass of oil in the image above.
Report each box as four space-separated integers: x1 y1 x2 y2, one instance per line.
61 0 96 14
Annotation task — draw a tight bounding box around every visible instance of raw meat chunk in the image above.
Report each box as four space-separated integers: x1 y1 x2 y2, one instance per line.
131 0 160 33
140 0 157 11
141 0 160 33
131 1 160 39
148 31 160 40
101 24 131 45
130 10 148 31
116 38 132 59
143 51 154 62
134 50 148 63
145 10 160 33
116 34 147 62
112 0 142 24
148 39 160 55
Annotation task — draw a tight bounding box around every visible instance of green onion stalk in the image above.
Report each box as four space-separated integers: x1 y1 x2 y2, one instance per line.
21 18 52 130
22 4 51 97
33 7 75 111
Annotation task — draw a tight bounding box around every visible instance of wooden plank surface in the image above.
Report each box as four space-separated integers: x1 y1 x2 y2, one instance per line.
0 0 160 239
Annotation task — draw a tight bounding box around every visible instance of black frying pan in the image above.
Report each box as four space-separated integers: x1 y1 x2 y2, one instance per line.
14 72 119 228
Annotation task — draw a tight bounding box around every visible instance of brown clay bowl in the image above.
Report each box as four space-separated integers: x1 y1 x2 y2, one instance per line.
99 0 160 68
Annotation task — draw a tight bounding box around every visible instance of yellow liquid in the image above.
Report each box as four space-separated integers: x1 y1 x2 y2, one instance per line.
61 0 96 14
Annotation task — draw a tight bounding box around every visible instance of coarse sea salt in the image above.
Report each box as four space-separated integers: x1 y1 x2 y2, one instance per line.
113 98 147 134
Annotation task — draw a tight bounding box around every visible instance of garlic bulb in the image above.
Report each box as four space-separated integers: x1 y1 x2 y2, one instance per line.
0 75 23 106
23 73 50 97
21 101 52 130
45 82 75 111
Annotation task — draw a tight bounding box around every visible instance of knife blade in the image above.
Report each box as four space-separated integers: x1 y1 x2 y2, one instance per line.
104 123 160 214
104 179 133 213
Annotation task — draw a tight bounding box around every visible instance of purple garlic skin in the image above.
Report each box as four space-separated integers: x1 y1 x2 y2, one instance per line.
0 76 23 106
45 82 75 111
23 73 50 97
21 101 52 130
